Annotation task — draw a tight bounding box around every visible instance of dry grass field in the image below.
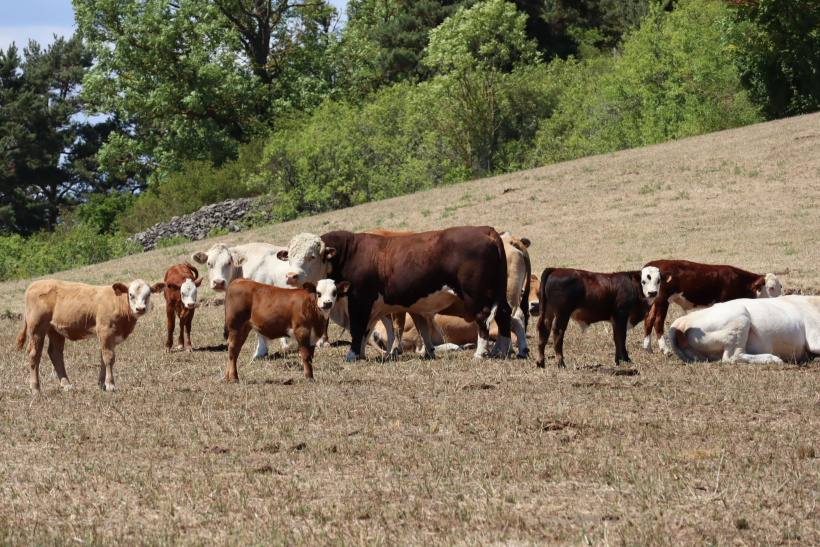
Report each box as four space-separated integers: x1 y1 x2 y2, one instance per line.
1 113 819 544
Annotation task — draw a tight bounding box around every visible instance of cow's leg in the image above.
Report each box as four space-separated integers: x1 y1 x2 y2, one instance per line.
296 329 316 381
489 300 513 359
551 314 570 369
408 312 437 359
345 303 372 361
643 303 656 353
535 307 554 368
379 316 397 358
653 299 671 354
613 315 631 365
252 334 270 359
227 323 252 383
511 306 528 359
176 312 186 350
475 318 492 359
27 327 47 393
183 310 194 351
393 313 406 355
46 330 72 390
98 340 117 392
165 305 176 352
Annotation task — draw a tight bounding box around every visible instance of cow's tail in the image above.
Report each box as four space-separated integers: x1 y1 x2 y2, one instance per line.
517 242 532 331
15 318 27 352
669 326 695 363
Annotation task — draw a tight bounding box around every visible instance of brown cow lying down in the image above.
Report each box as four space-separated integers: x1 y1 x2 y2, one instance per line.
163 263 203 352
535 267 658 368
371 273 542 355
15 279 166 393
225 279 349 382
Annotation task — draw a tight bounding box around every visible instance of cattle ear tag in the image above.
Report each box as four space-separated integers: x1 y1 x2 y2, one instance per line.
666 275 673 283
302 282 317 293
324 247 337 260
112 283 129 295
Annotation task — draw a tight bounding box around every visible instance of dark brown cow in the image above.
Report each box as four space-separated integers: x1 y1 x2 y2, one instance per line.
282 227 513 360
163 263 203 352
535 267 658 368
225 279 349 382
641 259 782 354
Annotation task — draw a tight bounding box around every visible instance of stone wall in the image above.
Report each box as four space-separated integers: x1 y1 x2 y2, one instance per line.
128 197 274 252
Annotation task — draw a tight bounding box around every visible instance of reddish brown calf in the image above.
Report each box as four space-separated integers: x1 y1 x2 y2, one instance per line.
225 279 349 382
163 263 203 352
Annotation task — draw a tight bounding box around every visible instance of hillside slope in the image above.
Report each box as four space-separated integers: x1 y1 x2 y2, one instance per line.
1 111 818 311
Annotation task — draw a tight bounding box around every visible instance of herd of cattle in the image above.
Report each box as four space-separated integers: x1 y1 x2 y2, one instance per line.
14 225 820 393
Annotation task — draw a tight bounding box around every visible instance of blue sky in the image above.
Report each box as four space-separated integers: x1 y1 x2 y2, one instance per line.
1 0 349 52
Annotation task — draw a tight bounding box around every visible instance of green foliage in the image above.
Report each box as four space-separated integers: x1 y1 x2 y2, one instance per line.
0 36 106 234
118 142 262 234
75 192 136 235
0 221 137 282
74 0 340 178
154 236 192 249
532 0 762 164
725 0 820 119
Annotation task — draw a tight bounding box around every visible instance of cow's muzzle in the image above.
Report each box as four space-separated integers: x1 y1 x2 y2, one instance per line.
212 279 227 291
645 290 658 299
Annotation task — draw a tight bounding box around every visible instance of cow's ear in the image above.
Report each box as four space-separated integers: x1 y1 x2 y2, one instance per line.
752 278 765 292
192 252 208 265
324 247 337 260
302 282 317 294
150 282 167 294
276 250 289 262
232 252 247 267
112 283 129 295
194 278 203 287
337 281 351 297
520 238 531 248
630 272 641 284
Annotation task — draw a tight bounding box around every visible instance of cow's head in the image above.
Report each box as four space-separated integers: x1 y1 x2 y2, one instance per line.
639 266 663 302
113 280 166 317
168 277 202 310
754 273 782 298
304 280 350 318
191 244 247 292
277 233 336 286
527 274 540 316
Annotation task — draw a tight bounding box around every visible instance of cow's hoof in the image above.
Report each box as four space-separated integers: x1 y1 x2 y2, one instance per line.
164 347 172 353
343 350 360 362
105 384 117 392
30 386 41 395
535 359 545 368
61 383 74 391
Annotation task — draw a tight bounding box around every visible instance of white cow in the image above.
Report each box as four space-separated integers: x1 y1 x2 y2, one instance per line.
191 242 292 358
669 295 820 364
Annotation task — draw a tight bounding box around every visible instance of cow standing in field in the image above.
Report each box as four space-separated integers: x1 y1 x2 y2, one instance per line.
535 267 659 368
163 263 203 352
225 279 349 381
191 242 292 358
669 296 820 364
641 259 782 354
15 279 166 393
279 227 512 360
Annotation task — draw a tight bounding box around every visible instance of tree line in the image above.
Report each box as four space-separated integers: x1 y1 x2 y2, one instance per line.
0 0 818 280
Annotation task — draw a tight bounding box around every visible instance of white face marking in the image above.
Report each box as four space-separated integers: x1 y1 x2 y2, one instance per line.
640 266 662 302
180 278 198 308
315 279 340 318
128 280 154 316
195 244 244 292
285 233 327 286
759 273 782 298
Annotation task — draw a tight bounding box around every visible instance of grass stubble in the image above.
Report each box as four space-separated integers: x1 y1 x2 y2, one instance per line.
1 114 819 544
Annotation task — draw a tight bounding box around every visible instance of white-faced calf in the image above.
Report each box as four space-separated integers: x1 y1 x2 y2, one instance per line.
163 263 203 352
15 279 166 393
224 279 349 382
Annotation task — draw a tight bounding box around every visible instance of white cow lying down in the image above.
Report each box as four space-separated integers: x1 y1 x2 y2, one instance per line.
669 296 820 364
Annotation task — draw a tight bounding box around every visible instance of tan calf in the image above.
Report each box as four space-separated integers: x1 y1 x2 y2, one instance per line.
15 279 166 393
225 279 349 382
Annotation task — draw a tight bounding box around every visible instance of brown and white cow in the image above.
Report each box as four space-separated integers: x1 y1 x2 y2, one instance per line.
535 267 659 368
163 263 203 352
641 259 782 354
15 279 166 393
278 227 512 360
191 242 293 358
225 279 349 382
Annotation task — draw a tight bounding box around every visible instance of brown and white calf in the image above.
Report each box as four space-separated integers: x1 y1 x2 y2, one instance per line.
163 263 203 352
225 279 349 382
535 267 658 368
641 259 782 354
15 279 166 393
